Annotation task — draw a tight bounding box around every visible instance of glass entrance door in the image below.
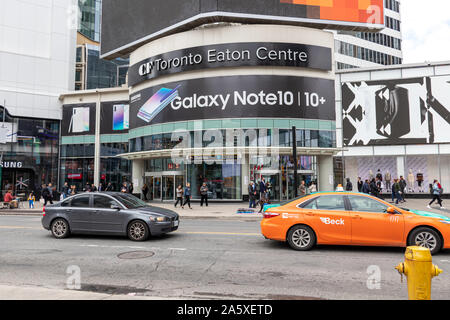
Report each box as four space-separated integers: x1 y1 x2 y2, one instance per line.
261 174 280 202
162 176 174 201
153 177 161 201
144 176 153 201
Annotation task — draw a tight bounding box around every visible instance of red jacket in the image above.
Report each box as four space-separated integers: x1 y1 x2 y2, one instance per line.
4 193 14 202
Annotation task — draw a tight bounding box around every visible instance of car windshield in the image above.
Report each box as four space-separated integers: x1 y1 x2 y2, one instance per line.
280 194 309 206
113 194 148 209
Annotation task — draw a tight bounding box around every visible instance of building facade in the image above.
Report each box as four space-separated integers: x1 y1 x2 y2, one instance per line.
0 0 76 197
61 23 341 201
334 0 403 70
61 0 398 201
75 0 129 91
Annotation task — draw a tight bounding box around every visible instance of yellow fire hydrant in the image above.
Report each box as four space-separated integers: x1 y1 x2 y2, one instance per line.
395 246 443 300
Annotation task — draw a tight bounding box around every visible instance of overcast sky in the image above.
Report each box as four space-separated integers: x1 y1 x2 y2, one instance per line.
401 0 450 63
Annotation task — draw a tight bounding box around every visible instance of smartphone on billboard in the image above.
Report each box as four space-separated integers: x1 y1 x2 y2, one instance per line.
113 104 130 130
137 85 180 123
69 107 90 133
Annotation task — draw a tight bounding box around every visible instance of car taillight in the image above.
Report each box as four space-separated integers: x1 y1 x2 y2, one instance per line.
263 212 280 219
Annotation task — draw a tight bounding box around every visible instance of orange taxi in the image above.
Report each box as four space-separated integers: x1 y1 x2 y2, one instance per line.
261 192 450 254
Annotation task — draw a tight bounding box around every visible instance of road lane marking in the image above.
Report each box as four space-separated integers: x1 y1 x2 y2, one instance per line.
79 244 146 249
0 225 261 236
0 226 39 230
177 231 260 236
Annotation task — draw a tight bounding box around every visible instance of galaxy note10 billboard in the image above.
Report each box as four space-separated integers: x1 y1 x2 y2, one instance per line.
101 0 384 58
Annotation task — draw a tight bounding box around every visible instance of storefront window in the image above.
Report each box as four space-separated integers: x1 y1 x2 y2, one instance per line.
0 113 59 199
186 162 241 200
129 129 336 153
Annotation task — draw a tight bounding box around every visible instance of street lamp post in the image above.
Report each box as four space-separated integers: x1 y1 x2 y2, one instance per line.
292 126 298 198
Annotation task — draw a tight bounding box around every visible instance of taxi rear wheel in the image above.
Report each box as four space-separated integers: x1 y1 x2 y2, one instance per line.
407 227 442 255
287 225 316 251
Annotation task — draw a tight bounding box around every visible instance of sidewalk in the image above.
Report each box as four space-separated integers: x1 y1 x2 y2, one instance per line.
0 198 449 219
0 284 172 300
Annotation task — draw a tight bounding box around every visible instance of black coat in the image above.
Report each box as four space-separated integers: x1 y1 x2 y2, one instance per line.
248 185 256 200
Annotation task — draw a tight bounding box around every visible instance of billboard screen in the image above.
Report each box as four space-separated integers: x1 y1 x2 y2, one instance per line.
342 76 450 146
130 75 335 129
100 101 130 134
61 104 96 137
101 0 384 58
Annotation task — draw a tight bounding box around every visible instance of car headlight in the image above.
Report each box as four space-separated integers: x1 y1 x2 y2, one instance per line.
439 220 450 225
149 216 168 222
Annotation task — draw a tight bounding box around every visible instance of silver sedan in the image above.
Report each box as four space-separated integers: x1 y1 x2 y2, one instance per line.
42 192 179 241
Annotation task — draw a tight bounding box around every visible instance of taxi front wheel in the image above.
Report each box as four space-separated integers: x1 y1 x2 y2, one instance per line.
287 225 316 251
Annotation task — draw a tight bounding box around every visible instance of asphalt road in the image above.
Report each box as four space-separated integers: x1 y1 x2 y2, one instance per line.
0 215 449 300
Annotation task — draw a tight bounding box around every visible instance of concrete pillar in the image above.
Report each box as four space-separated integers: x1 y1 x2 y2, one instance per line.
93 92 101 187
132 159 145 196
318 155 334 192
242 154 249 197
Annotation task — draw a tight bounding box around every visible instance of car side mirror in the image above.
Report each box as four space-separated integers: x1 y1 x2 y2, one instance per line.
111 204 121 210
387 207 396 214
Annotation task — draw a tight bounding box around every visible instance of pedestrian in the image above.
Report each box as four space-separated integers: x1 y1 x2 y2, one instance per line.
377 178 383 194
370 178 379 198
259 178 266 200
399 176 407 202
345 178 353 191
392 179 402 204
258 191 268 213
200 182 209 207
266 182 272 201
121 182 128 193
128 182 134 194
428 180 445 209
362 179 370 194
27 191 35 209
70 185 77 196
4 190 17 209
61 182 69 199
174 185 183 208
248 181 257 208
182 182 192 209
91 184 98 192
299 180 307 196
308 181 317 193
357 177 363 192
47 183 54 204
142 184 149 201
84 182 91 192
42 184 51 206
105 182 114 192
98 183 104 192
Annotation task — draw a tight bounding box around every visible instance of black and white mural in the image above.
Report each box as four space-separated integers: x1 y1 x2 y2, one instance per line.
342 76 450 146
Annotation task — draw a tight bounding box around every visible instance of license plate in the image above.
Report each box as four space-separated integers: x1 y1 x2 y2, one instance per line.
173 220 179 227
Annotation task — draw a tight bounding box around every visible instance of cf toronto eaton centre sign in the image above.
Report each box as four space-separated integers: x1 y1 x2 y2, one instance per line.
128 42 332 87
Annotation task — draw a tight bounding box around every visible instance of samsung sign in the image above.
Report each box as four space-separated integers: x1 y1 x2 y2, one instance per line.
129 42 332 87
0 161 23 168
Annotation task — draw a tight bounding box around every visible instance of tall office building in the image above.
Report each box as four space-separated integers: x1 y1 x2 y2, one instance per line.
334 0 403 70
76 0 129 91
0 0 77 196
78 0 101 42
